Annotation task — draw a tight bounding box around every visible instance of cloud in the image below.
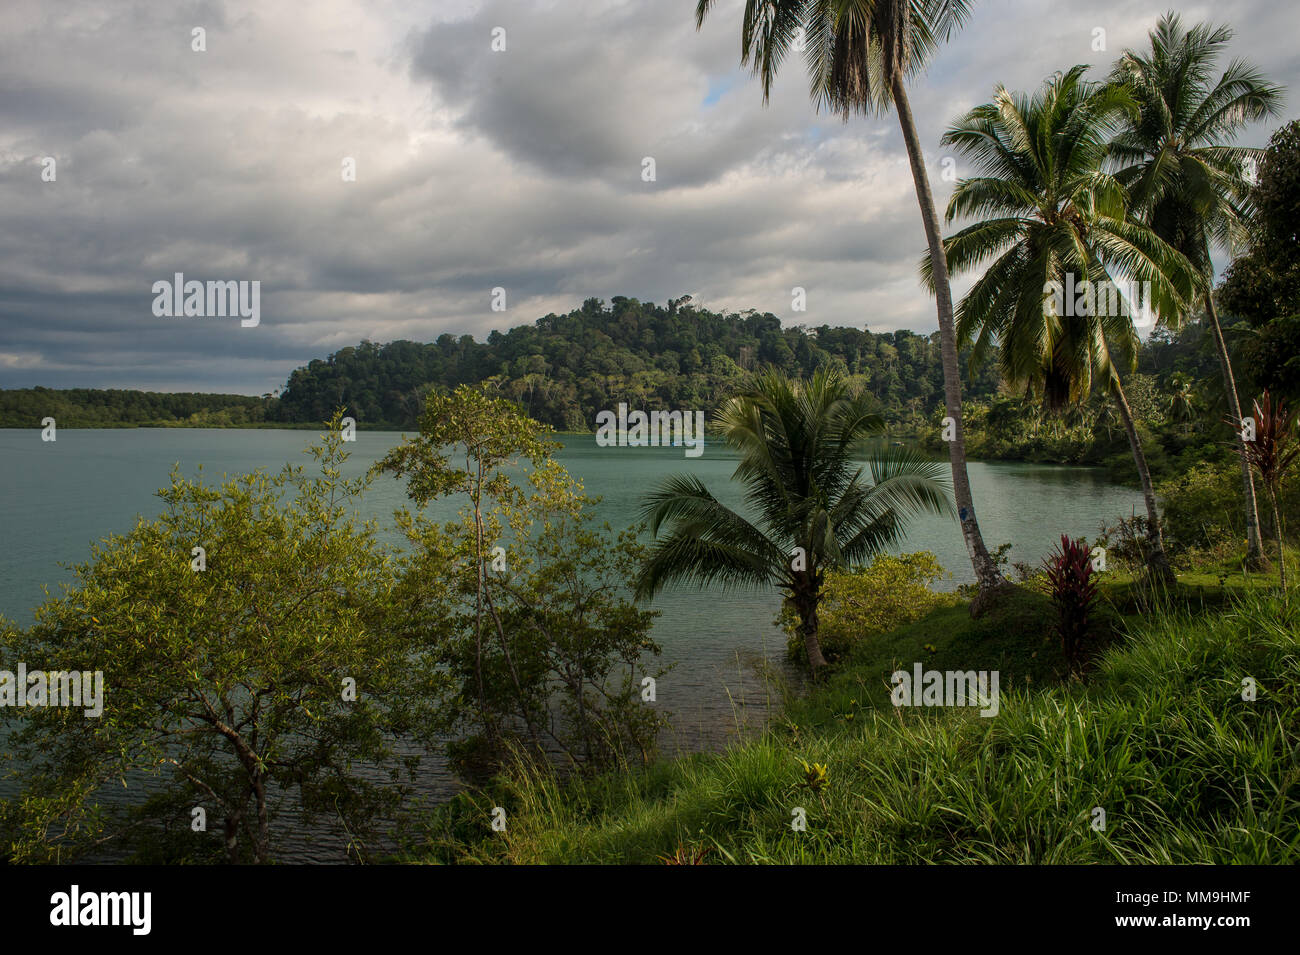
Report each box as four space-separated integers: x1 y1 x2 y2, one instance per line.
0 0 1294 392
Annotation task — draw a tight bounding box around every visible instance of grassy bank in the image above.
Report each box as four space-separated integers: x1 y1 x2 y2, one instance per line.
415 587 1299 864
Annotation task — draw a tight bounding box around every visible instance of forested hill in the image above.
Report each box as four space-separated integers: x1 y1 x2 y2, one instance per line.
272 297 1003 431
0 297 1003 430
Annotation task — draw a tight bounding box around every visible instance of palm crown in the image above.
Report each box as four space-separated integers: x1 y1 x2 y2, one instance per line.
927 65 1200 409
634 367 951 676
1109 13 1283 271
696 0 974 117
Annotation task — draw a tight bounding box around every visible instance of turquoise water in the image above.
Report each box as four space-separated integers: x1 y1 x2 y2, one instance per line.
0 427 1144 860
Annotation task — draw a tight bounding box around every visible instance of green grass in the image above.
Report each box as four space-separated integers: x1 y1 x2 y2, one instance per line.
415 586 1300 864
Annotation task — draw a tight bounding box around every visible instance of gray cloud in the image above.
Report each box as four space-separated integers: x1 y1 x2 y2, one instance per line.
0 0 1294 393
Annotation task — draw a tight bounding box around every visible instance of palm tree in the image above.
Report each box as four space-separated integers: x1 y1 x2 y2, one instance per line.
1110 13 1283 569
927 66 1200 584
1167 373 1199 433
694 0 1010 608
1239 390 1299 590
634 367 952 679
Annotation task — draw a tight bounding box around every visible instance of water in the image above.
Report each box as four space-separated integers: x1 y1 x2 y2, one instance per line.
0 428 1143 861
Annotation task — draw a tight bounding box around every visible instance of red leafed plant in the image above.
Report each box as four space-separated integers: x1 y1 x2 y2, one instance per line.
1236 390 1300 591
1044 535 1099 669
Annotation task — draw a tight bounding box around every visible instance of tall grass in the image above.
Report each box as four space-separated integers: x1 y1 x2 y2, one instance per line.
417 591 1299 864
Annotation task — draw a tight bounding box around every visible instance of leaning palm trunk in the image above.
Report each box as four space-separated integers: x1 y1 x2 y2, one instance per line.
1111 374 1176 585
1205 293 1268 567
893 75 1008 608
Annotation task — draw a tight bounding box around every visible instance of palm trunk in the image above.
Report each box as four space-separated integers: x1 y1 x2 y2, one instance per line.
1111 374 1176 585
793 584 828 680
1205 292 1267 567
1266 490 1285 591
892 75 1008 609
800 609 828 680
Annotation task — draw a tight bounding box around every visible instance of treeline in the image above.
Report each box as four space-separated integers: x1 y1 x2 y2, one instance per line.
933 319 1227 479
269 297 1006 431
0 387 273 428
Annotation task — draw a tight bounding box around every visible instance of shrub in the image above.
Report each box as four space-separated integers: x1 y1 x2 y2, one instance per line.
781 551 953 663
1044 535 1099 669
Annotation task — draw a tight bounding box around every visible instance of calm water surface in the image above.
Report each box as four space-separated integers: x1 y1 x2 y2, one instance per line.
0 428 1143 861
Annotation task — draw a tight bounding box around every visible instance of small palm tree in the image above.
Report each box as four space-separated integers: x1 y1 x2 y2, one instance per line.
634 367 952 680
927 66 1200 585
1167 373 1200 433
1238 391 1299 590
1111 13 1284 568
693 0 1011 607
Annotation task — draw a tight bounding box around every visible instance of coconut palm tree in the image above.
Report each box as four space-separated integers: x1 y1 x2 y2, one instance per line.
926 66 1201 584
1167 372 1200 434
1110 13 1284 568
693 0 1010 608
634 367 952 679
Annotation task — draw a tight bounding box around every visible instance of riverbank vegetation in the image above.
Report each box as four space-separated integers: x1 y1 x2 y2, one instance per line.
414 583 1298 864
2 5 1297 866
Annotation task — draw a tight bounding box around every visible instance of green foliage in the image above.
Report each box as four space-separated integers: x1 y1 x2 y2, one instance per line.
260 301 1001 432
424 590 1299 864
0 412 418 863
378 386 666 777
780 551 955 663
1160 458 1300 557
1220 120 1300 330
635 367 953 678
0 387 272 428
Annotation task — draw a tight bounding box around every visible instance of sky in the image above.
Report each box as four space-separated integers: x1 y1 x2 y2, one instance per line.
1 0 1296 394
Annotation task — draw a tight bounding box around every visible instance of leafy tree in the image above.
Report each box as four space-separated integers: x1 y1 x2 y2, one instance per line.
1 414 418 863
634 367 951 680
1221 121 1300 401
376 387 664 775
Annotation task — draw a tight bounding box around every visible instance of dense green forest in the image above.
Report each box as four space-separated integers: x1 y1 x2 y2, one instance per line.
0 387 273 428
267 298 1005 431
0 296 1242 481
0 299 1002 431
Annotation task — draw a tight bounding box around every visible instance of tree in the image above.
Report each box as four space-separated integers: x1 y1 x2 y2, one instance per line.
1 414 418 863
1220 121 1300 324
1239 391 1299 590
634 367 952 680
930 66 1200 584
376 386 664 774
1167 373 1200 433
1110 12 1283 568
693 0 1010 609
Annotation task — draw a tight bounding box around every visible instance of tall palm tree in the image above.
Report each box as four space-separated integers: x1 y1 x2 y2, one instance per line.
1110 13 1284 569
927 66 1201 584
694 0 1011 608
634 367 952 679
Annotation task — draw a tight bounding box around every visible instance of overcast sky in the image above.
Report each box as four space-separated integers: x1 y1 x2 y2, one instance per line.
2 0 1296 393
